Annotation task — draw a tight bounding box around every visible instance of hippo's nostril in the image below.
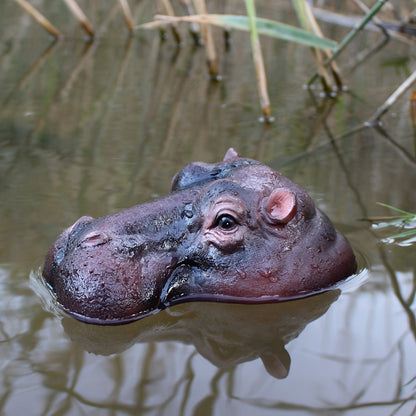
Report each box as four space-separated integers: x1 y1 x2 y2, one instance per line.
66 216 95 245
80 231 111 248
68 216 95 235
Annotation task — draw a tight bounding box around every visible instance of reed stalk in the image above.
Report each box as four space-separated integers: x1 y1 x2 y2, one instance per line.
180 0 202 44
63 0 95 37
118 0 134 33
293 0 342 93
245 0 272 121
308 0 388 86
13 0 61 38
161 0 182 44
193 0 219 79
369 69 416 124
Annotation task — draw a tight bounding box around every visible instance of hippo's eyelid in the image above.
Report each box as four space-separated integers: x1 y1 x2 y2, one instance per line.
213 206 242 223
212 197 245 216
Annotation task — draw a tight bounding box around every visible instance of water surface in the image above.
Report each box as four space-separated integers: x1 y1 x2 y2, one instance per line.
1 1 415 415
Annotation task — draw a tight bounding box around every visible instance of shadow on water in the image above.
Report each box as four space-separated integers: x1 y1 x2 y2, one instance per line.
1 1 416 415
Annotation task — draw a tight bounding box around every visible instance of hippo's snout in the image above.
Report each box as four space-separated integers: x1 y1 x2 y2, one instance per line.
43 212 184 324
43 216 96 289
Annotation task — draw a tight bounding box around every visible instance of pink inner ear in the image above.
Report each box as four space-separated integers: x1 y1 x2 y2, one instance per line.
264 188 297 224
223 148 240 161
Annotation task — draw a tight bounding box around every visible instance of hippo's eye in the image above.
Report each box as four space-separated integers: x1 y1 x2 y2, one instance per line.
215 214 238 231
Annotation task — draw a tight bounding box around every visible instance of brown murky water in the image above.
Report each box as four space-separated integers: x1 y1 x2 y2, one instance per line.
1 1 415 415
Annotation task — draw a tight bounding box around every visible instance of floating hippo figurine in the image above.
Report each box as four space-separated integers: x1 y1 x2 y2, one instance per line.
43 149 356 324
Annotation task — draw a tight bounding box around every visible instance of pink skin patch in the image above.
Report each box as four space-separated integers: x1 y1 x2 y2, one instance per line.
262 188 297 224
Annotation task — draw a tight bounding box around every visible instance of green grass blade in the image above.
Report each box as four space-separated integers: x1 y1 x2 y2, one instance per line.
214 14 337 50
377 202 414 216
141 14 337 50
389 229 416 239
376 218 411 229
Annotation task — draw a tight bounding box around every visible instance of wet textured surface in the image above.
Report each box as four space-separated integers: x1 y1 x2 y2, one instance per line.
1 1 416 415
43 149 357 324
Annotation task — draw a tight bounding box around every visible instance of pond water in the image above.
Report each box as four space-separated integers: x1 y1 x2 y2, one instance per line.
1 1 416 415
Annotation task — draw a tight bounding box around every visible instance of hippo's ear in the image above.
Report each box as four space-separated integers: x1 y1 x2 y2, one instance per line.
223 148 241 161
261 188 297 224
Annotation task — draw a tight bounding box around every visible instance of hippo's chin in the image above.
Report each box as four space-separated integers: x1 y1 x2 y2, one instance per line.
59 305 157 326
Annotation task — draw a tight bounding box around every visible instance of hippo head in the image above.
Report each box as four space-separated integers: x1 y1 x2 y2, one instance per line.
43 149 357 324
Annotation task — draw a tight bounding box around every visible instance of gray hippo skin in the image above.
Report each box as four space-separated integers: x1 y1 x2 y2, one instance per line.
43 148 357 324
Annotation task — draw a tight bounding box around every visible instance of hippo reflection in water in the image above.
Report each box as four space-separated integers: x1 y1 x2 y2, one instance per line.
63 291 341 379
43 149 356 324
